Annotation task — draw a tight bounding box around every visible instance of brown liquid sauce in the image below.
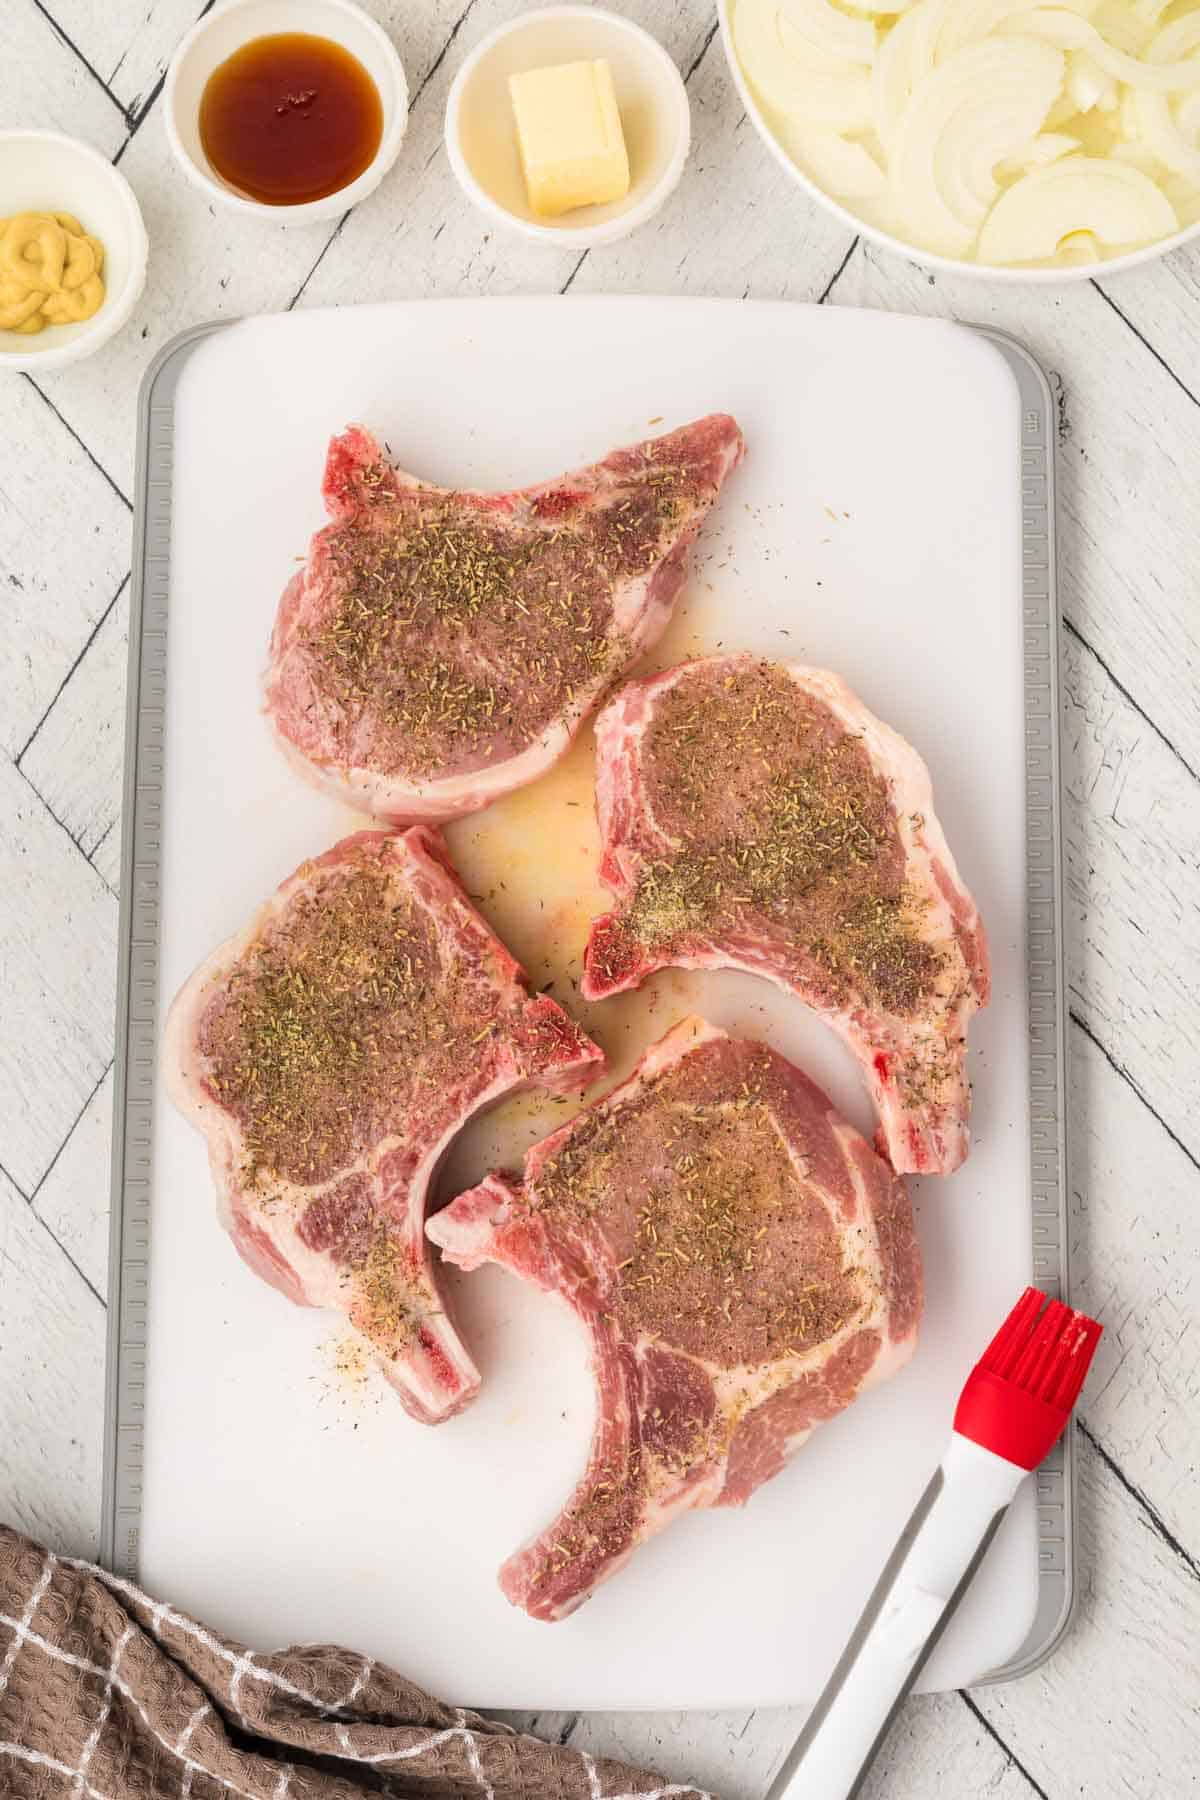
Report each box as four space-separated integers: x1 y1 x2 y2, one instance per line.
198 33 383 206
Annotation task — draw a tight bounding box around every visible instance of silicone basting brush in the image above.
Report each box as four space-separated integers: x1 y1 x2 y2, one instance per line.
769 1287 1103 1800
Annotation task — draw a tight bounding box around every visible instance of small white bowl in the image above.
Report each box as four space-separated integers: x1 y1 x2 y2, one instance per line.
445 6 690 250
716 0 1200 286
0 131 148 373
165 0 408 223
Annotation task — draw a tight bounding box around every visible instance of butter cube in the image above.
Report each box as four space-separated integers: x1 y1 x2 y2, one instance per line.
509 59 630 218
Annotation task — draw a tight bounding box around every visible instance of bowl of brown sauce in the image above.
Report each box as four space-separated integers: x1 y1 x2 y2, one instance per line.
165 0 407 222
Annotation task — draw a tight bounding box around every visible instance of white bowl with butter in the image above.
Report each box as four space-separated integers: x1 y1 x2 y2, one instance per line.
445 7 690 249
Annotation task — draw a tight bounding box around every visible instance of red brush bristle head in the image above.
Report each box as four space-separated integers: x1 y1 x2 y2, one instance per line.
978 1286 1103 1408
954 1287 1103 1470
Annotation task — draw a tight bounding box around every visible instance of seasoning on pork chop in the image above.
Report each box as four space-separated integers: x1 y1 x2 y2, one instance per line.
165 827 604 1425
428 1017 922 1620
263 416 745 823
582 657 990 1177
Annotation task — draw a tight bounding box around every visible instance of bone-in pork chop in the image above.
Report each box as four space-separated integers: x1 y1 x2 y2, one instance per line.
165 827 604 1425
582 658 989 1176
263 417 745 822
429 1017 921 1619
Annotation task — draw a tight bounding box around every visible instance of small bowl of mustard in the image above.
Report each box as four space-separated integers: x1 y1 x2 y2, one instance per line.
164 0 408 223
0 130 148 373
446 6 691 250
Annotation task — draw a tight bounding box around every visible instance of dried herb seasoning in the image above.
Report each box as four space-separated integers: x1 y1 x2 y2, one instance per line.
535 1046 869 1370
200 861 461 1189
304 458 691 778
615 661 947 1017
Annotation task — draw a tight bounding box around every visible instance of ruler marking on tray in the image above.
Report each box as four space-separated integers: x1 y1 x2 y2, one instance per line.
973 332 1071 1685
100 333 211 1581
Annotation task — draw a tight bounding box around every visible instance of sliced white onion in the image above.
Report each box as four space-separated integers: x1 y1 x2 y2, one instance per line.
733 0 1198 269
934 0 1097 61
1012 9 1200 91
1134 88 1200 184
734 0 874 130
1090 0 1153 56
889 37 1065 254
1056 228 1102 260
774 15 874 72
779 0 877 65
872 0 1097 144
1146 13 1200 64
997 130 1081 176
867 0 964 139
1175 90 1200 144
1042 92 1081 128
872 4 927 146
1117 84 1138 137
977 155 1178 261
1146 15 1200 158
1110 138 1163 176
1067 49 1118 112
935 0 1033 59
1163 171 1200 225
777 119 888 195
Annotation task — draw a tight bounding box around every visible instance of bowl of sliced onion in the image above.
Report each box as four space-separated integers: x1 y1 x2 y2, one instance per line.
719 0 1200 280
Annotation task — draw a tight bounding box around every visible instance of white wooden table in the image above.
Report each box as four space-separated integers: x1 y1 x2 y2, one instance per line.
2 3 1198 1795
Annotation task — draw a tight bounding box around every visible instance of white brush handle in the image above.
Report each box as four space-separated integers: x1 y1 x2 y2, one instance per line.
767 1435 1027 1800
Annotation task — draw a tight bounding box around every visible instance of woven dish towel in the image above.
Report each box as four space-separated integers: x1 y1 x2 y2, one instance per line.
0 1527 711 1800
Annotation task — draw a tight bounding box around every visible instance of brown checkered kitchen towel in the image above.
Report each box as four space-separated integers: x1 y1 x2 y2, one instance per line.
0 1528 710 1800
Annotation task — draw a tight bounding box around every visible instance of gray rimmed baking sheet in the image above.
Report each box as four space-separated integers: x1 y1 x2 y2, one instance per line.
101 301 1069 1702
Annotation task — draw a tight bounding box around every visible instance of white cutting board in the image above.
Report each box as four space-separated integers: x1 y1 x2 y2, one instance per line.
142 298 1037 1710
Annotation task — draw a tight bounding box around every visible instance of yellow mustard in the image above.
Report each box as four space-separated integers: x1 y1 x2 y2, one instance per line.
0 211 106 334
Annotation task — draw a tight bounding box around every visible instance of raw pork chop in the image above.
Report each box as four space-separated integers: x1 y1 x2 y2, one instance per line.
165 827 604 1425
263 416 745 822
583 657 990 1176
430 1017 921 1619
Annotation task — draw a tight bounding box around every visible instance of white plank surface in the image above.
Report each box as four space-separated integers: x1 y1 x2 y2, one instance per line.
1 2 1197 1795
503 1687 1036 1800
0 379 128 761
0 752 117 1196
20 576 128 882
0 4 127 153
49 0 209 121
32 1064 114 1301
0 1167 105 1556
